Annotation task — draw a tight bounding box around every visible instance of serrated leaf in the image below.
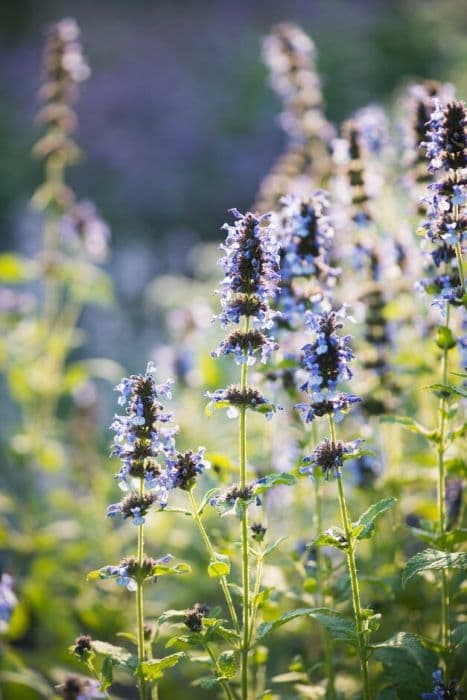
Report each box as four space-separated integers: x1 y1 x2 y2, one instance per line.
256 608 315 639
166 635 197 650
140 652 185 681
353 497 397 540
402 549 467 586
92 640 133 665
373 632 438 700
217 650 239 679
307 608 357 645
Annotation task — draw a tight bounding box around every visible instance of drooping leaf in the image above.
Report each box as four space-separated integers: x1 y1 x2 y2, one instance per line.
402 549 467 587
263 536 287 556
256 608 315 639
380 415 438 441
151 562 191 576
352 497 397 540
208 552 231 577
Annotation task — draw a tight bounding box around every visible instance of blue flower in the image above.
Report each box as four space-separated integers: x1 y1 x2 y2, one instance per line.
0 574 17 632
421 669 460 699
170 447 210 491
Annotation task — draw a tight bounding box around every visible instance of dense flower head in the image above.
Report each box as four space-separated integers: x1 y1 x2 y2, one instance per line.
418 100 466 311
301 437 362 480
170 447 210 491
339 119 373 227
206 385 275 420
424 100 467 172
110 362 177 509
216 208 281 329
296 393 361 424
103 554 172 591
421 669 460 699
184 603 210 632
276 191 338 326
251 522 267 542
212 329 279 365
353 105 389 157
107 491 158 525
211 482 262 516
72 634 92 659
0 574 17 632
299 308 355 396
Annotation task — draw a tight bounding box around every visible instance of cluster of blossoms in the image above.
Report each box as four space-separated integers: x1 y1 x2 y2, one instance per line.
296 307 363 480
102 554 172 591
255 23 334 211
33 18 90 212
107 362 177 522
61 200 110 263
61 675 103 700
210 209 280 414
0 573 17 632
276 191 338 328
419 100 466 310
184 603 210 633
421 669 460 699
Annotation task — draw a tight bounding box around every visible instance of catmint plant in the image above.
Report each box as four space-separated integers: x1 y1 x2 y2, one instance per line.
81 364 189 699
297 307 396 700
209 208 290 699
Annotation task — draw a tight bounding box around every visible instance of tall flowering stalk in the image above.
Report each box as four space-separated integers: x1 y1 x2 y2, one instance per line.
418 99 466 654
297 308 390 700
256 23 334 211
211 209 280 699
82 364 188 699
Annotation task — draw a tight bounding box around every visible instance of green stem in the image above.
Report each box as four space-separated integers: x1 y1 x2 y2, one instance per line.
188 489 240 635
205 643 236 700
137 478 148 700
330 417 370 700
438 306 450 653
240 356 250 699
247 554 263 648
311 423 336 700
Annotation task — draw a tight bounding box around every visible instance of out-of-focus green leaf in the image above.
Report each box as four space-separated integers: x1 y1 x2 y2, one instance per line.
402 549 467 586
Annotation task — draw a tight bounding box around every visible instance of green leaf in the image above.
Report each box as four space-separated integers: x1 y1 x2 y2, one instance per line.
309 527 347 550
217 650 239 679
436 325 457 350
380 415 438 441
208 560 230 577
263 536 288 556
256 608 315 639
140 652 185 681
158 609 188 624
163 506 191 516
91 640 134 666
193 676 222 689
152 562 191 576
307 608 357 645
255 472 296 496
426 383 467 400
116 632 138 646
100 656 113 692
197 488 219 515
352 497 397 540
373 632 438 700
402 549 467 586
208 553 231 577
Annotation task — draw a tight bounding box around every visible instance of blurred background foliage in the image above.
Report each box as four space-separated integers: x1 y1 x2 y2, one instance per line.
0 1 465 698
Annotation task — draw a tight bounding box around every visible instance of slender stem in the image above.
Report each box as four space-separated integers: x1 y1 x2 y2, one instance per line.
438 305 450 653
188 489 240 635
311 422 336 700
247 554 263 647
329 417 371 700
137 478 148 700
240 355 250 700
205 643 236 700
